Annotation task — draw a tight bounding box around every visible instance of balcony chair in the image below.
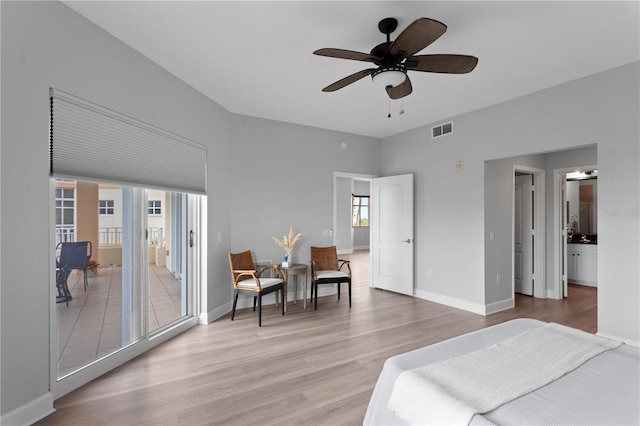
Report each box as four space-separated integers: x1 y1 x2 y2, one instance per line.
55 265 73 305
309 246 352 310
56 241 92 292
228 250 285 327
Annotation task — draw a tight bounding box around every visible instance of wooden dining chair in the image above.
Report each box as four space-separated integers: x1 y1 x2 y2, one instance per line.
309 246 352 310
228 250 285 326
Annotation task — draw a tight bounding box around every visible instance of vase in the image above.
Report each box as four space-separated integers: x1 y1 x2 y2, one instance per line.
282 252 291 268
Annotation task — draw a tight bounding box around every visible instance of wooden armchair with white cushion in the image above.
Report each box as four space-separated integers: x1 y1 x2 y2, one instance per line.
309 246 352 310
228 250 285 326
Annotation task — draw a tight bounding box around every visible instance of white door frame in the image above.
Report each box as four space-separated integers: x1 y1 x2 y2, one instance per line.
552 164 597 299
512 165 546 299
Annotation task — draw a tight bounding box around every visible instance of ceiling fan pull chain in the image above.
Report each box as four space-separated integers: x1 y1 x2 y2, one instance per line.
388 98 391 118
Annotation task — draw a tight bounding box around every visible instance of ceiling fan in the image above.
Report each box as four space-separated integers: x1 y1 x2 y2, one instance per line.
313 17 478 99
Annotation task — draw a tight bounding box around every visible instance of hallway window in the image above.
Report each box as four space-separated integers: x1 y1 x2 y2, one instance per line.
352 194 369 227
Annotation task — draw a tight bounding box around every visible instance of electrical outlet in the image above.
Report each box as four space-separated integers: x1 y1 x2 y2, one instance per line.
427 268 432 277
496 274 501 284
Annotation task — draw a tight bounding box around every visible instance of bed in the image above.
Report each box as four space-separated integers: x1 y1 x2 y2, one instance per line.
363 318 639 425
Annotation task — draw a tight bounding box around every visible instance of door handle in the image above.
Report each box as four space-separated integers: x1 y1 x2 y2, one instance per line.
403 239 412 243
189 230 194 248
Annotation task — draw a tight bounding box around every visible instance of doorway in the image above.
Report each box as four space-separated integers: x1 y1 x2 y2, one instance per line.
514 173 534 295
553 165 598 299
332 171 415 295
333 171 375 285
512 166 546 300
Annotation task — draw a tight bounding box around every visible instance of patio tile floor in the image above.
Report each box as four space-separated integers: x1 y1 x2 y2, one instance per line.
55 264 181 378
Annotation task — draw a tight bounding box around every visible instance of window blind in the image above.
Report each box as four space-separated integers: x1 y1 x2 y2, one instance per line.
50 88 207 194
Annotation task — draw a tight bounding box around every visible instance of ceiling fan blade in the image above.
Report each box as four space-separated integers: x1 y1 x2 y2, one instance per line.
314 48 379 63
322 69 376 92
389 18 447 58
405 54 478 74
386 77 413 99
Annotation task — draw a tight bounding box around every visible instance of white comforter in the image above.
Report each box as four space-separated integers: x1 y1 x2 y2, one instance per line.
363 319 640 426
386 323 622 425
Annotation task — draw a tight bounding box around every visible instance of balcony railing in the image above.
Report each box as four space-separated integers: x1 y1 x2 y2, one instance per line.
100 227 122 246
55 226 163 247
55 225 75 245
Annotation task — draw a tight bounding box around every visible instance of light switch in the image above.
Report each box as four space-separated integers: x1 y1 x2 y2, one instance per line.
455 160 463 172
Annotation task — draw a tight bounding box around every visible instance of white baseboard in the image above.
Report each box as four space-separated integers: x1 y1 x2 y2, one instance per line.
1 392 54 426
199 302 231 323
485 297 515 315
546 288 562 299
414 289 487 315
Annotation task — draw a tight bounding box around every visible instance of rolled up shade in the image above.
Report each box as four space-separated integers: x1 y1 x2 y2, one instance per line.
50 88 207 194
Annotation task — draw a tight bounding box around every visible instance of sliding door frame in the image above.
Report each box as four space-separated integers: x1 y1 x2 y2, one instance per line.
50 183 202 399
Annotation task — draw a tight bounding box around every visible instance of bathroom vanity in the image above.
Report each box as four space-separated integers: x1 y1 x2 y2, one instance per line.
567 234 597 287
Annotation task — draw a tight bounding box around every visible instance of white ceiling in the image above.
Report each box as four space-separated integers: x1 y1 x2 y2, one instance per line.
62 1 639 139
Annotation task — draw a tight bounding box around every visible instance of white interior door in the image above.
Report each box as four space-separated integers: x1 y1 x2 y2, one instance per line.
372 174 414 295
514 175 533 295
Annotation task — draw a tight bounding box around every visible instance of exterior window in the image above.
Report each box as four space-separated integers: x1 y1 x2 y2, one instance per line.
55 187 75 243
99 200 114 216
148 200 162 216
352 195 369 227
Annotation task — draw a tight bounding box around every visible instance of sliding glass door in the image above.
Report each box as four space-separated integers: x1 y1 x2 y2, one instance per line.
147 190 189 334
49 88 206 396
53 179 194 382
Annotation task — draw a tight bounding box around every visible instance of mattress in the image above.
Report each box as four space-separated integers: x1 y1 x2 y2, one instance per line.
363 318 640 425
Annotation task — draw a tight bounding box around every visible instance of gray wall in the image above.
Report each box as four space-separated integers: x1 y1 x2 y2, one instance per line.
381 63 639 342
228 115 379 266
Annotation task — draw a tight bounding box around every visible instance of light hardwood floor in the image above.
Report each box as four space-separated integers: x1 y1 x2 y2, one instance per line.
37 251 596 425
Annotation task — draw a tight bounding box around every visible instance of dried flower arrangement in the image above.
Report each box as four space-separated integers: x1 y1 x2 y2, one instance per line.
272 227 303 253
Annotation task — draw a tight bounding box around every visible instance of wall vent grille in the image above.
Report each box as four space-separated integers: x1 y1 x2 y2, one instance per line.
431 121 453 139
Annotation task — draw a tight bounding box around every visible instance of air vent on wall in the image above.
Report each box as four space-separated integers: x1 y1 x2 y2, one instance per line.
431 121 453 139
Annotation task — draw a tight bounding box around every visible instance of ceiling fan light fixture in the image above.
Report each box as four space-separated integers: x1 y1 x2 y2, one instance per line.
372 66 407 88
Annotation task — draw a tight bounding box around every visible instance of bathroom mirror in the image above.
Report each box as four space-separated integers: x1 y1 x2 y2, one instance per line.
566 171 597 234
